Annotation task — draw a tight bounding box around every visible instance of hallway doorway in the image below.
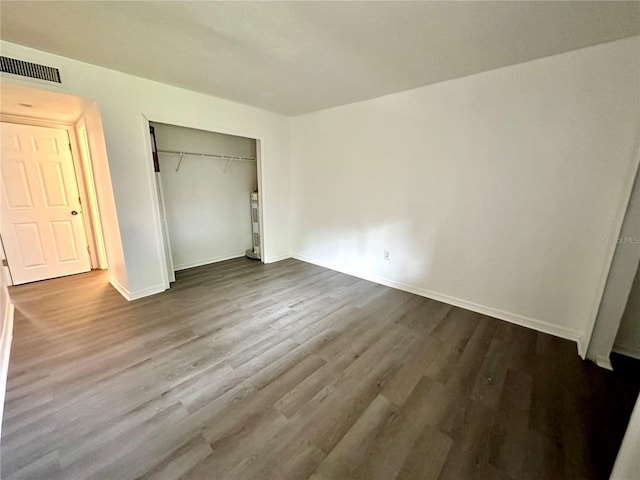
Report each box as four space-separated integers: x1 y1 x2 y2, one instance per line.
0 82 114 287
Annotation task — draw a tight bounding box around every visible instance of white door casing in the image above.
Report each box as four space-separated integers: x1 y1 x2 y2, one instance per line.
1 122 91 285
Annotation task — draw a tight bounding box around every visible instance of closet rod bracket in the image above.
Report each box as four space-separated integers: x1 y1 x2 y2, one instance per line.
175 153 184 172
223 157 234 174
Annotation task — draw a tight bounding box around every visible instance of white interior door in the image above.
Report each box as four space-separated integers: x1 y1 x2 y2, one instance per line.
1 122 91 285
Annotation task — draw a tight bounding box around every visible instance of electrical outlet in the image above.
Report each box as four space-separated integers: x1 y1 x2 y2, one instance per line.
383 250 390 261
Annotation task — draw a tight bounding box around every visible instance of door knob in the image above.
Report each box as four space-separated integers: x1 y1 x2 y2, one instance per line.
71 210 78 216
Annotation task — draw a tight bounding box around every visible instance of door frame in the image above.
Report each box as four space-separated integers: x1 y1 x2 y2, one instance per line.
140 114 266 289
0 115 108 279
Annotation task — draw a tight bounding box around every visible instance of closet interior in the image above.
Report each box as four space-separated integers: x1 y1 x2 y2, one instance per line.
149 122 260 284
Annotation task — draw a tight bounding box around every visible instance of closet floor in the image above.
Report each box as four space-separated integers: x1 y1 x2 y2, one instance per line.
3 258 638 480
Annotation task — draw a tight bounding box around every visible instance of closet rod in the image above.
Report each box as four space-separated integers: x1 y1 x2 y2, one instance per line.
157 149 256 162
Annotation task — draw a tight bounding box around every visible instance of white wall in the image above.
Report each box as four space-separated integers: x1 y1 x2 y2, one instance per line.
151 122 257 270
291 36 640 350
614 265 640 359
0 41 292 299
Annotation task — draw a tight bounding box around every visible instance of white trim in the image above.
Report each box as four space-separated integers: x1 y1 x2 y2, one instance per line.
0 237 13 287
109 276 131 300
255 139 266 265
67 126 99 268
584 148 640 355
153 172 175 283
265 253 291 264
594 354 614 371
612 343 640 361
0 300 15 438
142 115 268 285
292 253 583 346
0 113 72 128
174 253 246 271
0 114 107 271
140 115 171 292
577 336 588 360
128 284 166 301
109 276 166 301
75 120 109 270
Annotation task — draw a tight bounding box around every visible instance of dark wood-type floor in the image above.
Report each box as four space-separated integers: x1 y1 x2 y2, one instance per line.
3 258 639 480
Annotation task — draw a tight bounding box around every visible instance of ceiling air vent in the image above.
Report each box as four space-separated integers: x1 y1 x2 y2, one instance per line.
0 56 61 83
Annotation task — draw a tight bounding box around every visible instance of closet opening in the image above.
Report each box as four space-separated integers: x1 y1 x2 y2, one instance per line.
148 121 263 286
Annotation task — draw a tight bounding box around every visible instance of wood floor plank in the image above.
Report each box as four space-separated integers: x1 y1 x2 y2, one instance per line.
310 394 397 480
136 434 213 480
395 422 453 480
2 258 638 480
436 400 497 480
359 377 453 480
381 335 440 406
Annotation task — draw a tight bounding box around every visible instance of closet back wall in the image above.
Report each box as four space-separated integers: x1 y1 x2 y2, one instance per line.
150 122 257 271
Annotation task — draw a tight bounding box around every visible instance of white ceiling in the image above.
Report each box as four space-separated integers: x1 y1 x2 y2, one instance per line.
1 1 639 116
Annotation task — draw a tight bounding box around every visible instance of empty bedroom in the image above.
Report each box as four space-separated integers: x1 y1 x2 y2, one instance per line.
0 2 639 479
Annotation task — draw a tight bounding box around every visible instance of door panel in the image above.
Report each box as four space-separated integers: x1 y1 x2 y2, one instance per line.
1 123 91 284
32 133 60 155
13 223 46 267
3 134 21 152
2 162 34 208
37 162 69 207
50 220 79 262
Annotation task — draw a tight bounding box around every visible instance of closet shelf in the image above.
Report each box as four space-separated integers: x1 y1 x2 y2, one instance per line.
157 149 256 173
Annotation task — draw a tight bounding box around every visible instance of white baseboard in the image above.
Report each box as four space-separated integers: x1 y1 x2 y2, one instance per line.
265 253 292 263
612 343 640 361
110 276 166 301
173 252 293 269
576 336 589 360
174 253 246 271
291 253 583 347
0 300 15 437
109 276 131 300
128 284 167 301
595 354 614 370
